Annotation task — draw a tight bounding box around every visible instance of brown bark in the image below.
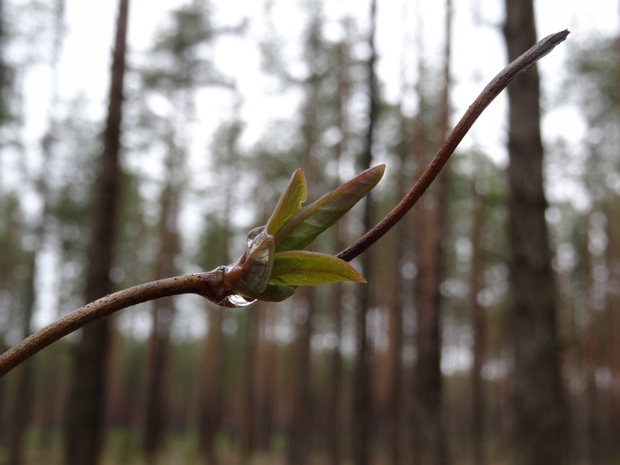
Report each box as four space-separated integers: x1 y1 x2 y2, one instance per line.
583 213 604 465
287 10 325 464
387 238 404 465
411 2 451 462
287 288 315 465
469 176 486 465
323 29 352 465
0 0 6 130
7 252 36 465
7 2 65 457
412 154 447 465
0 196 21 444
197 157 234 464
608 28 620 462
605 196 620 462
352 2 377 465
255 305 276 451
384 106 411 465
143 173 181 462
198 305 224 464
240 305 259 464
502 1 568 464
64 1 129 464
327 282 343 465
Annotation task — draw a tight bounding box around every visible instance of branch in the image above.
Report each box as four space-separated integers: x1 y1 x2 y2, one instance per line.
0 270 230 377
336 29 570 263
0 30 569 378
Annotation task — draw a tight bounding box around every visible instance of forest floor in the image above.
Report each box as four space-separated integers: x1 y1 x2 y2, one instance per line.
4 447 516 465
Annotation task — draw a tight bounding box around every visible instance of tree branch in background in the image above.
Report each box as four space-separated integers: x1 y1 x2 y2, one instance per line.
0 29 569 378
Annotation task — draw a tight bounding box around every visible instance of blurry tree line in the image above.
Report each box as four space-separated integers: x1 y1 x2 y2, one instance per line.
0 0 619 465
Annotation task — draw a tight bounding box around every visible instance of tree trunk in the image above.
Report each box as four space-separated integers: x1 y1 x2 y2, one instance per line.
143 170 181 462
583 212 604 465
7 251 36 465
502 1 568 464
384 105 412 465
287 288 315 465
469 175 486 465
604 195 620 463
327 281 343 465
255 305 276 452
198 304 223 465
412 154 447 465
64 1 129 463
7 2 66 458
0 0 6 136
607 30 620 463
411 0 451 460
325 28 353 465
240 302 260 464
287 9 326 463
352 2 377 465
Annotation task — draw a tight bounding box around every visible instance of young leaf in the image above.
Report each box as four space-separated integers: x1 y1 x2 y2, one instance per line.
274 164 385 252
269 251 366 286
265 168 307 236
249 283 297 302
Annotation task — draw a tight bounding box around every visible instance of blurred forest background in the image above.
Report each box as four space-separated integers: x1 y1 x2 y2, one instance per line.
1 0 619 464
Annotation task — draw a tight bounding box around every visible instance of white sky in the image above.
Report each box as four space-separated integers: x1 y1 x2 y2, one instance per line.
12 0 620 336
16 0 613 183
22 0 620 164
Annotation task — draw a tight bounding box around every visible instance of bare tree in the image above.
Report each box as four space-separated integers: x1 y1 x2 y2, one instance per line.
503 1 568 464
64 1 129 464
142 153 182 463
411 0 452 459
352 2 378 465
469 166 486 465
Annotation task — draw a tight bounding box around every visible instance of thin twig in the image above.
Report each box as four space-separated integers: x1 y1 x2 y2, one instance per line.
0 271 227 377
336 29 570 263
0 30 569 378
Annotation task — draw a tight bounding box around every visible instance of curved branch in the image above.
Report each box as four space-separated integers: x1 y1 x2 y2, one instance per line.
0 271 228 377
336 29 570 263
0 30 569 378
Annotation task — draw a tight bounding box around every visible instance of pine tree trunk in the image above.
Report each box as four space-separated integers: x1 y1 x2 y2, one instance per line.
411 1 451 458
0 0 6 132
255 306 276 451
352 3 377 465
385 108 411 465
469 178 486 465
287 288 315 465
198 305 224 465
502 1 568 464
583 212 603 465
240 306 258 464
7 251 36 465
143 169 180 462
64 1 128 463
608 32 620 462
287 10 324 463
605 195 620 462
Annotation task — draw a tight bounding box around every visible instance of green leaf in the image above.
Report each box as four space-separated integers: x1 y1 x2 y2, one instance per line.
274 164 385 252
265 168 307 236
249 283 297 302
269 251 366 286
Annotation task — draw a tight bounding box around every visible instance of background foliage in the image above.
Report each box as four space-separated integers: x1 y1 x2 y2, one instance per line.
0 0 619 464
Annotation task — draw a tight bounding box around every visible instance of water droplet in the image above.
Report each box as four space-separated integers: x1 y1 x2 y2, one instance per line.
247 226 265 247
227 294 256 307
